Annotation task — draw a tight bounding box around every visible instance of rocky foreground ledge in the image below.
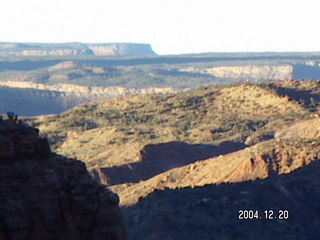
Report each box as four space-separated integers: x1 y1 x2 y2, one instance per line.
0 116 126 240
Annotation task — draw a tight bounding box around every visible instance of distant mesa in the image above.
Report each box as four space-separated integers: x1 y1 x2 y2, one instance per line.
0 42 156 57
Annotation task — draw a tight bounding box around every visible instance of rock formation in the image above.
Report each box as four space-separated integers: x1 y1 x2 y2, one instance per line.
87 43 155 56
181 65 293 81
0 117 126 240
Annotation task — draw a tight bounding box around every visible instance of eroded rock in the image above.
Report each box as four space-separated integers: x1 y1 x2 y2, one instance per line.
0 119 126 240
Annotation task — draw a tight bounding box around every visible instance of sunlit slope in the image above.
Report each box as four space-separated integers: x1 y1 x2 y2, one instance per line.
111 138 320 206
29 82 311 168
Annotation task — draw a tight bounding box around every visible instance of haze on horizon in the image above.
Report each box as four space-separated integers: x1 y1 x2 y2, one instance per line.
0 0 319 55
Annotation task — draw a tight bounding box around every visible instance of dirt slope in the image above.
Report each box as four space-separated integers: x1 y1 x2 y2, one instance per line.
111 138 320 206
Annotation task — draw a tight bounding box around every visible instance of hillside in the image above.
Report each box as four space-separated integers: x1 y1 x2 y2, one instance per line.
28 81 313 168
267 79 320 112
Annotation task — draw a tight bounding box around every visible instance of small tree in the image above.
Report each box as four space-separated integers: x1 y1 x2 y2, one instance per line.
6 112 18 123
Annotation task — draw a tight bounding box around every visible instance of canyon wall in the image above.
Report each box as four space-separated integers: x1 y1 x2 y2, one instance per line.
181 65 293 80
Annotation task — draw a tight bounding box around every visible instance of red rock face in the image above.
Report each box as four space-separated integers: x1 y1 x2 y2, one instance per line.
0 120 127 240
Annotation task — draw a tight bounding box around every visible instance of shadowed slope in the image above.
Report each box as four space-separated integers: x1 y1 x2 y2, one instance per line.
267 79 320 112
91 141 245 185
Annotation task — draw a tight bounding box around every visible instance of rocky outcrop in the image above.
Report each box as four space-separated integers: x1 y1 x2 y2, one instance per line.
181 65 293 80
0 118 50 161
0 42 156 57
0 119 127 240
19 49 90 56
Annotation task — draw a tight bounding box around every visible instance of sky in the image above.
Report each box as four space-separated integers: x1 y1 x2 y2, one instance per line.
0 0 319 55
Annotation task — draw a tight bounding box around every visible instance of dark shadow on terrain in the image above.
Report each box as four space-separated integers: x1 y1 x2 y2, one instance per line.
91 141 246 185
0 60 61 71
293 64 320 79
0 87 66 116
269 84 320 111
124 160 320 240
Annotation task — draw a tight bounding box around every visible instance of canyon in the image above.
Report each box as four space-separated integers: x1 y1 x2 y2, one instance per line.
25 79 320 239
1 50 320 116
1 48 320 239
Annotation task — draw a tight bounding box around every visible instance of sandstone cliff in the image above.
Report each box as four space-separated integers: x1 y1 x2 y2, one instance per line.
0 118 126 240
88 43 155 56
181 65 293 80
